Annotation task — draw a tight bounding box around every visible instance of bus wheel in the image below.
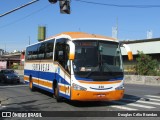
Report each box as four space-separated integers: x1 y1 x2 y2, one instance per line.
54 83 62 102
29 77 35 91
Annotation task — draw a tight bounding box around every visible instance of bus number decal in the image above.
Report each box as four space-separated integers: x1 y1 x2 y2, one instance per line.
98 85 104 89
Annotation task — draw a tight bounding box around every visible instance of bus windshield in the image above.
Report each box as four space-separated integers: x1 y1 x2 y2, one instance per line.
73 40 123 81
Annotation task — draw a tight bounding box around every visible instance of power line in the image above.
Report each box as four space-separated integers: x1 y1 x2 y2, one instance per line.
74 0 160 8
0 4 51 29
0 0 39 17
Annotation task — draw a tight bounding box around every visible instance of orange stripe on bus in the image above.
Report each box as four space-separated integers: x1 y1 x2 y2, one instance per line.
24 76 53 88
38 79 52 88
78 80 122 84
32 78 38 84
24 76 29 81
71 88 124 101
59 85 69 93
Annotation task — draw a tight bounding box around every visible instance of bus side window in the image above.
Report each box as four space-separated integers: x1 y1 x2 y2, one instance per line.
45 41 54 59
39 43 45 59
29 44 39 60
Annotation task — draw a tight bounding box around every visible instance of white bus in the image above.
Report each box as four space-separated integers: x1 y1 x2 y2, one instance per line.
24 32 133 102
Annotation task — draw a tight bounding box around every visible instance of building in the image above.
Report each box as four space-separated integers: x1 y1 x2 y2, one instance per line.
0 52 21 69
0 49 4 56
121 38 160 73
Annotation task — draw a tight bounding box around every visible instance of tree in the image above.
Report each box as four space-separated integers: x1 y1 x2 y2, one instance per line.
135 51 159 76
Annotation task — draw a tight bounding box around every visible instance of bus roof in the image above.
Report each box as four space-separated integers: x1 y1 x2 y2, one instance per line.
27 32 117 48
47 32 116 41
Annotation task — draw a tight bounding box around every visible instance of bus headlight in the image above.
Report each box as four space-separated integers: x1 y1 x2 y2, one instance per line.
72 83 87 91
115 84 124 90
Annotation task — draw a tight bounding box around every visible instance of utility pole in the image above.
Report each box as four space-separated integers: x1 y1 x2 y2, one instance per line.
147 30 153 39
0 0 39 17
112 18 118 40
4 44 6 54
29 36 31 45
116 17 118 40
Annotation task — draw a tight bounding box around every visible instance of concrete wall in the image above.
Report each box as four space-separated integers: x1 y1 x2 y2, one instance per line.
15 69 24 75
124 75 160 86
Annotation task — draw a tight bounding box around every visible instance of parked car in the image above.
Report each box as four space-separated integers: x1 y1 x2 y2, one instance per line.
0 69 20 83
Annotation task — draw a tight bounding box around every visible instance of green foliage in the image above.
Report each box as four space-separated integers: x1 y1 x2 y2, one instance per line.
135 51 159 76
11 64 19 70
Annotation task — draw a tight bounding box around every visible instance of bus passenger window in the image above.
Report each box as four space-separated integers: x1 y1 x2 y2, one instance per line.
38 43 45 59
45 41 54 59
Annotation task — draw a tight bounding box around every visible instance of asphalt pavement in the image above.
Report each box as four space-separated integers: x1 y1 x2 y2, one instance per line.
0 77 160 120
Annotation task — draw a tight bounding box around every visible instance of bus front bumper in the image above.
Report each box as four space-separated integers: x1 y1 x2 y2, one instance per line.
71 88 124 101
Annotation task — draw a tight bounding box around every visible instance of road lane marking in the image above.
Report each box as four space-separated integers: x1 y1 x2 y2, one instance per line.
145 95 160 99
111 105 138 111
111 101 155 109
123 96 160 102
147 98 160 102
122 98 160 106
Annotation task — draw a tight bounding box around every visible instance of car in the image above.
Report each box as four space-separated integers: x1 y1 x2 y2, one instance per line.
0 69 20 83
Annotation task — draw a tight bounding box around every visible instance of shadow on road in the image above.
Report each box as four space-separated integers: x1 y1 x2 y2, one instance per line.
23 88 144 108
0 84 145 112
0 82 25 86
0 76 25 86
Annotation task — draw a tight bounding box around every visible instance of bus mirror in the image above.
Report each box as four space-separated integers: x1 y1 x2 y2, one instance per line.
116 49 120 55
122 44 133 61
69 52 75 60
67 41 75 60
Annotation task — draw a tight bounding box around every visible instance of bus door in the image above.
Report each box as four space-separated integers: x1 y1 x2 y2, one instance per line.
54 38 72 98
64 44 71 97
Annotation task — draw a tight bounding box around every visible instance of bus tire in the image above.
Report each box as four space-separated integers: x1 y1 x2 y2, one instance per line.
29 76 35 91
54 83 62 102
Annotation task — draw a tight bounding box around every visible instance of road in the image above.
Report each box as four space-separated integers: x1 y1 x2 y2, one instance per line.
0 77 160 119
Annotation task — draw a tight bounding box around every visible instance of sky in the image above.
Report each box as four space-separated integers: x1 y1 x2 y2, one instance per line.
1 0 160 52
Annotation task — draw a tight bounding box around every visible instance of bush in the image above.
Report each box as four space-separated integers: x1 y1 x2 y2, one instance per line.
11 64 19 70
135 51 159 76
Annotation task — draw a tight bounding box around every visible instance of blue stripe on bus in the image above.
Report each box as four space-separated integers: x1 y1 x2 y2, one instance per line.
33 83 54 93
59 92 70 99
24 80 54 93
75 77 93 81
24 69 70 85
25 81 29 84
75 76 123 81
24 69 55 81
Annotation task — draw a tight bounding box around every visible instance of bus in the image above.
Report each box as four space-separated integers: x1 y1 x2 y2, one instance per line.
24 32 133 102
